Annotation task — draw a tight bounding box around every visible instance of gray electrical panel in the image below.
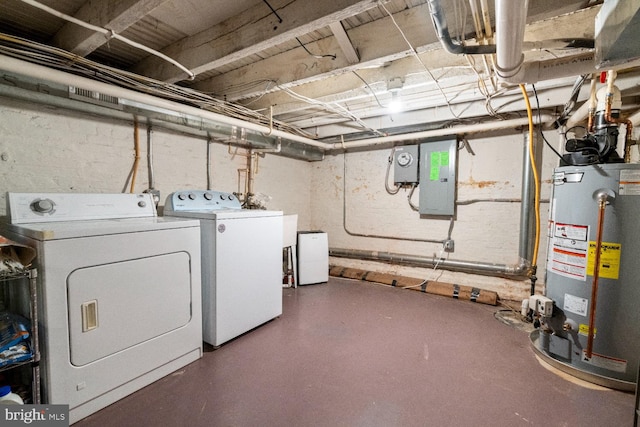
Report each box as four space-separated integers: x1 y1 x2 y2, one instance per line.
393 145 419 184
419 139 457 216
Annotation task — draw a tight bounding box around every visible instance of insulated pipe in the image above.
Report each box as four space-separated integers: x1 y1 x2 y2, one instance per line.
495 0 529 79
499 53 596 86
0 55 328 151
427 0 496 55
328 114 555 151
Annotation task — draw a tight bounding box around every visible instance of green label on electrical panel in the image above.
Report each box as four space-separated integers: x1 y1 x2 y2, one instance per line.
429 151 448 181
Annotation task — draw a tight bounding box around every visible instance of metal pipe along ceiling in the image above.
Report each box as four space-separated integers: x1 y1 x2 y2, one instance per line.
495 0 529 79
0 55 327 152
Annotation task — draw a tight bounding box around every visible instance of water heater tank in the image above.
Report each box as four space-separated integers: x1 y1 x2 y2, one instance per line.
531 163 640 391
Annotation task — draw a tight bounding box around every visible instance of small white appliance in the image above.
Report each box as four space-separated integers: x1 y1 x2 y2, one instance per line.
1 193 202 424
297 231 329 285
164 190 283 347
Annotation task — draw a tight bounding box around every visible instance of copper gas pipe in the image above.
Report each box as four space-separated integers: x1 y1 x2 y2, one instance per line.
586 193 608 359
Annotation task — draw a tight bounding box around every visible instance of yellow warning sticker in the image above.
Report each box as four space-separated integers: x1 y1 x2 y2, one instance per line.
587 241 621 279
578 324 596 337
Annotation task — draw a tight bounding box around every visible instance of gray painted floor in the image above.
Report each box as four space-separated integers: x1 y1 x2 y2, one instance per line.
76 277 635 426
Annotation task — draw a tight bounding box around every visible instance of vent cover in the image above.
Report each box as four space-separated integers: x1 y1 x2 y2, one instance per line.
69 86 122 110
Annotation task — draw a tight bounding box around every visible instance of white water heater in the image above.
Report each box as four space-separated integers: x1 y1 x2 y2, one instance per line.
531 163 640 391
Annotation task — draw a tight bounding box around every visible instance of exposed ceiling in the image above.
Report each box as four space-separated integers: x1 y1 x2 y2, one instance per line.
1 0 639 150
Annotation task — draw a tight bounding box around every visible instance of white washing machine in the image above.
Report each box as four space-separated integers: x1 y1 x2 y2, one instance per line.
164 190 283 347
1 193 202 424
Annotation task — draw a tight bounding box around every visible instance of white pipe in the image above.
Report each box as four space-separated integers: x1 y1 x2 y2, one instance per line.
505 53 596 85
607 70 617 94
18 0 195 81
329 114 555 150
495 0 529 79
0 54 328 150
566 100 591 129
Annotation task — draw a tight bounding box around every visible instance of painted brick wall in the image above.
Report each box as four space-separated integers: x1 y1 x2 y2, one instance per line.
312 131 562 301
0 97 312 227
1 94 575 302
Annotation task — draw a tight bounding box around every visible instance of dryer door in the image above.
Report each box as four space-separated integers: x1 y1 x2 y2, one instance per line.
67 252 192 366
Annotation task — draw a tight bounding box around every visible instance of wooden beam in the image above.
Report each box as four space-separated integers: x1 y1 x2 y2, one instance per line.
53 0 168 57
195 4 599 110
329 21 360 64
131 0 380 83
191 2 435 101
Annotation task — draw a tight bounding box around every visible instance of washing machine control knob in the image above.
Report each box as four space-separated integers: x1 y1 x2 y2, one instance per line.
204 192 213 200
188 193 196 200
177 193 186 200
31 199 54 214
137 201 147 208
228 195 234 200
219 194 225 200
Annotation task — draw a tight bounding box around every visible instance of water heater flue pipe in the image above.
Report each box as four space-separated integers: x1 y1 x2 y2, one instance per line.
495 0 529 80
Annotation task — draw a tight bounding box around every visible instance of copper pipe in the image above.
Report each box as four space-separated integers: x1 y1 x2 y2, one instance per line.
587 75 597 133
129 118 141 193
604 88 634 163
586 194 607 359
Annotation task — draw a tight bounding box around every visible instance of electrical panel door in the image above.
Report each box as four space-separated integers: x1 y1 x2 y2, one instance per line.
419 139 457 216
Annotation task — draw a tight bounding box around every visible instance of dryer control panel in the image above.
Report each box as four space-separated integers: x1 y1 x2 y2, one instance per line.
8 193 156 224
164 190 241 212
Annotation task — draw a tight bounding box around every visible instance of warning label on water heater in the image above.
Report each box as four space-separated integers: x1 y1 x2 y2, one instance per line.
587 242 621 279
619 169 640 195
548 223 589 281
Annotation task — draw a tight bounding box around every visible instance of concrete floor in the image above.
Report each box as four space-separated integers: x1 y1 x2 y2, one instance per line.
75 277 635 426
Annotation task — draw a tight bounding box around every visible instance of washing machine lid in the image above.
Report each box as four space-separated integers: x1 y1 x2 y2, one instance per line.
2 216 200 241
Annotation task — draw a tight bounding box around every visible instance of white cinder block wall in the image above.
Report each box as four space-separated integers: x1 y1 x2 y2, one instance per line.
1 94 566 302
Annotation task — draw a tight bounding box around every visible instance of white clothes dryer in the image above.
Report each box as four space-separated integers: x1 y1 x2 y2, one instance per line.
2 193 202 424
164 190 283 347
